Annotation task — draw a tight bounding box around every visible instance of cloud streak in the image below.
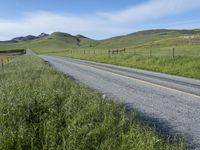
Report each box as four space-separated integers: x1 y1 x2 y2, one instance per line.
0 11 133 40
0 0 200 40
100 0 200 23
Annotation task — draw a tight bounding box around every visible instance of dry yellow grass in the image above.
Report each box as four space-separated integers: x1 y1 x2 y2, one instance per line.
0 55 14 67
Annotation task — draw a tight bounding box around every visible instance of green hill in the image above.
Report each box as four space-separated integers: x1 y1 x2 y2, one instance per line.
0 29 200 54
97 29 200 49
0 32 98 53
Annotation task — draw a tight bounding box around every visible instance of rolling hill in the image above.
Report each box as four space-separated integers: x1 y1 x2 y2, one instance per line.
0 32 99 53
0 29 200 54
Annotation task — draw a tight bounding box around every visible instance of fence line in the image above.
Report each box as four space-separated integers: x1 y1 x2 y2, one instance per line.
64 47 200 58
1 59 4 72
0 49 28 71
108 48 126 55
0 57 12 72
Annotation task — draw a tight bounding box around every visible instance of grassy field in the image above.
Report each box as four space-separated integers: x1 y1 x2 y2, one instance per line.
0 29 200 79
0 56 185 150
51 51 200 80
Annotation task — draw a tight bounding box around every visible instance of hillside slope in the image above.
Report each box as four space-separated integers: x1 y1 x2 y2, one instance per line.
0 29 200 54
98 29 200 49
0 32 98 53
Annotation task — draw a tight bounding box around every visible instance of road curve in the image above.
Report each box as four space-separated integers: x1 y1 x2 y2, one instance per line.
41 55 200 149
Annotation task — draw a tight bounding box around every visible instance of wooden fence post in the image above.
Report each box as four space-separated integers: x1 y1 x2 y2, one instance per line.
1 59 4 72
172 48 175 60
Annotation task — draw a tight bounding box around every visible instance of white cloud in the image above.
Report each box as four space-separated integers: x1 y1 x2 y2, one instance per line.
0 11 133 40
0 0 200 40
100 0 200 23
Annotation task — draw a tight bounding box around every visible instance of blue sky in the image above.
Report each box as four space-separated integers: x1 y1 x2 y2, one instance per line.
0 0 200 40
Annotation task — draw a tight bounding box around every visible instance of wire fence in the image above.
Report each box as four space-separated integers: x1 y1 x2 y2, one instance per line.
60 47 200 58
0 56 14 72
0 49 26 71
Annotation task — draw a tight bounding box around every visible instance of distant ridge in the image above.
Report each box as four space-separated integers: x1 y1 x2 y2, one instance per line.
0 29 200 53
38 33 49 38
1 29 200 43
50 32 74 37
76 34 90 39
128 29 200 36
0 33 49 43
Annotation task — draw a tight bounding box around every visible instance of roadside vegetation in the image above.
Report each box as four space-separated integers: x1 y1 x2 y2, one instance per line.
54 52 200 80
0 56 185 150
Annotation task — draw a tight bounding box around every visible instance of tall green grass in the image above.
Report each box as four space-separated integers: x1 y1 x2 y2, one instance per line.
55 52 200 79
0 56 185 149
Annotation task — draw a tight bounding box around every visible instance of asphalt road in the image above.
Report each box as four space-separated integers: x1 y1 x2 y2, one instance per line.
41 55 200 149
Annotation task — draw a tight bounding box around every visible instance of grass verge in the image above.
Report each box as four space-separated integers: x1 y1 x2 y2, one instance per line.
0 56 185 150
53 52 200 80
